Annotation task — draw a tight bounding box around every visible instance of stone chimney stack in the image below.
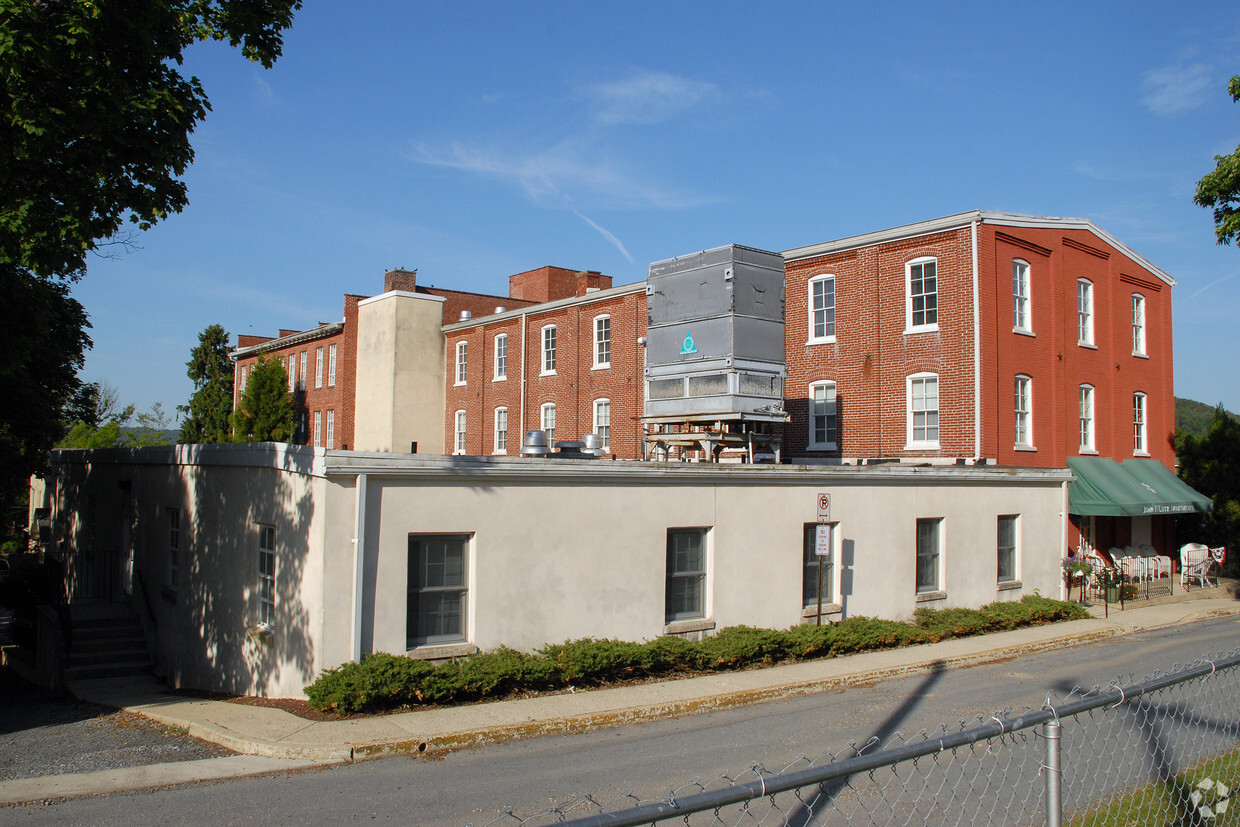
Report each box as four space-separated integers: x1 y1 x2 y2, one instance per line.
384 268 417 293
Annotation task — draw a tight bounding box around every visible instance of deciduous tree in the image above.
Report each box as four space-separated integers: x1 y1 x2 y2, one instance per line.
1175 405 1240 575
1195 75 1240 245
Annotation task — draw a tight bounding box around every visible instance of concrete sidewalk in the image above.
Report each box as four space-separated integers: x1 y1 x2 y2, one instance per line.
5 596 1239 805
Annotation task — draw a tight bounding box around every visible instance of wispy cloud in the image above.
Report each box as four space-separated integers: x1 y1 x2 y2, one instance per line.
582 70 722 125
1141 63 1213 115
569 207 633 263
1186 271 1240 302
252 73 278 107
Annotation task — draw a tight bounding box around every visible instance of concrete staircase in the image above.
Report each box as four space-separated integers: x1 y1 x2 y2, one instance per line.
65 604 153 681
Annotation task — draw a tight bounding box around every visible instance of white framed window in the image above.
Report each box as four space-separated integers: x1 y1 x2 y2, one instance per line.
916 518 942 594
666 528 708 622
239 365 249 396
807 381 838 450
407 534 469 647
803 522 837 607
494 406 508 454
287 355 296 392
315 347 324 389
541 403 556 445
907 373 940 448
299 412 307 443
593 398 611 450
167 508 180 587
1132 293 1146 356
1133 392 1148 455
1012 259 1031 332
326 410 335 449
808 274 836 342
1079 384 1096 452
494 334 508 380
1014 374 1033 448
906 257 939 332
298 351 307 390
1077 279 1094 346
258 524 276 627
594 315 611 368
453 410 466 455
328 344 337 386
541 325 557 374
997 515 1018 584
455 341 467 385
313 410 322 448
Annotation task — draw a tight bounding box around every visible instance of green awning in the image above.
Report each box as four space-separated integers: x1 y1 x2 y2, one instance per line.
1066 457 1213 517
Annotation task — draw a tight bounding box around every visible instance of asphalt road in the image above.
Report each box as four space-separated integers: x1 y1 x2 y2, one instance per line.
6 616 1240 825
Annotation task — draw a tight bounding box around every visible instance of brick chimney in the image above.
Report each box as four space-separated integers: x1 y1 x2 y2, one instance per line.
385 268 417 293
575 270 612 296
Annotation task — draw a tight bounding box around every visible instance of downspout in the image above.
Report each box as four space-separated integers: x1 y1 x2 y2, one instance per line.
351 473 367 662
519 312 528 437
971 217 982 462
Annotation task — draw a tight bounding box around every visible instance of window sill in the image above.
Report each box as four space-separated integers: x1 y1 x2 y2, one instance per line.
802 603 842 619
904 443 941 451
407 642 478 660
915 590 947 603
1013 328 1035 337
997 580 1023 592
1013 444 1037 452
540 370 557 377
493 376 507 383
904 325 940 335
1132 352 1149 360
1133 450 1150 458
664 618 715 635
806 336 837 346
1078 342 1097 350
592 363 610 371
806 443 839 452
1079 449 1099 456
453 381 466 387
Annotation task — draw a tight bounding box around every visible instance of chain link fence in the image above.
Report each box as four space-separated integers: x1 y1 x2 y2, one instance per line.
474 649 1240 826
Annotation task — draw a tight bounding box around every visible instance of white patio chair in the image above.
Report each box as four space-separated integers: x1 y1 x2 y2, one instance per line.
1137 543 1173 580
1110 546 1142 582
1180 543 1211 588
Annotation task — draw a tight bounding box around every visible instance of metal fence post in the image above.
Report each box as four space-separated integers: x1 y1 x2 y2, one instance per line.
1043 720 1062 827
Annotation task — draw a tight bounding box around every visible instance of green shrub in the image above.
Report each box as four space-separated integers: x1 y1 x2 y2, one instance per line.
697 626 790 670
539 638 648 684
637 635 700 673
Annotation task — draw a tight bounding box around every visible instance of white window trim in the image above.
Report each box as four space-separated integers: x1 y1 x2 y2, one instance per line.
807 274 837 345
287 356 296 392
803 522 842 613
997 514 1020 586
1131 293 1147 357
326 409 335 449
1014 374 1034 450
494 406 508 455
1077 279 1095 347
313 410 322 448
807 380 838 450
906 372 941 449
298 350 307 391
315 347 324 389
593 398 611 450
453 410 467 455
665 527 710 623
454 341 467 386
328 344 337 387
541 325 557 376
257 523 276 627
493 333 508 381
1012 259 1032 334
905 257 940 334
1079 384 1097 454
1133 392 1149 456
915 517 944 596
541 403 556 444
593 315 611 370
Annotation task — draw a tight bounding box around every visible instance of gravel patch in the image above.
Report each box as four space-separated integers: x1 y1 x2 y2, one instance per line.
0 665 235 782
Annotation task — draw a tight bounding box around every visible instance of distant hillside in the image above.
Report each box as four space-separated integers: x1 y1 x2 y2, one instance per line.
1176 397 1237 439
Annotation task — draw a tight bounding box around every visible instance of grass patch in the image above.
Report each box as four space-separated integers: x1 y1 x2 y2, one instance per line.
305 595 1089 714
1068 746 1240 825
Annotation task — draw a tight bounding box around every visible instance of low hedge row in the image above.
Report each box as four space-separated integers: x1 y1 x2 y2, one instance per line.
305 595 1088 714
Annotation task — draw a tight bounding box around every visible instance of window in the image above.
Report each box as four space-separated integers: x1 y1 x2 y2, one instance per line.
1132 294 1146 355
453 411 466 455
1014 375 1032 448
803 523 835 607
315 347 323 389
167 508 180 587
288 356 296 392
594 315 611 368
258 524 276 626
593 399 611 449
666 529 707 622
1133 392 1147 455
907 373 940 448
1077 280 1094 346
455 341 468 385
906 257 938 331
313 411 322 448
494 334 507 380
1012 260 1031 332
1079 384 1095 452
807 381 838 449
299 412 307 443
541 403 556 445
299 351 307 390
326 410 335 449
916 518 941 594
407 534 469 647
809 275 836 342
494 407 508 454
238 365 248 396
997 515 1018 584
328 344 337 386
542 325 557 374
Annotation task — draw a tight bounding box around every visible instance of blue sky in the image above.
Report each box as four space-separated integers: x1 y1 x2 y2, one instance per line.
76 0 1240 419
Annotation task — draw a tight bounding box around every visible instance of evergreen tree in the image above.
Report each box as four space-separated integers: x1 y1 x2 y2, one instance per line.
231 356 295 443
180 324 235 443
1175 405 1240 575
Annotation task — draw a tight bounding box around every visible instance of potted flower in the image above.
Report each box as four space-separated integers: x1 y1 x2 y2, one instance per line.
1094 566 1123 603
1063 555 1094 582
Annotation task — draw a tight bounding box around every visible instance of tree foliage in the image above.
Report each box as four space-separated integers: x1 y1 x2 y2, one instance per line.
231 356 295 442
1195 75 1240 246
180 324 236 444
1175 405 1240 575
